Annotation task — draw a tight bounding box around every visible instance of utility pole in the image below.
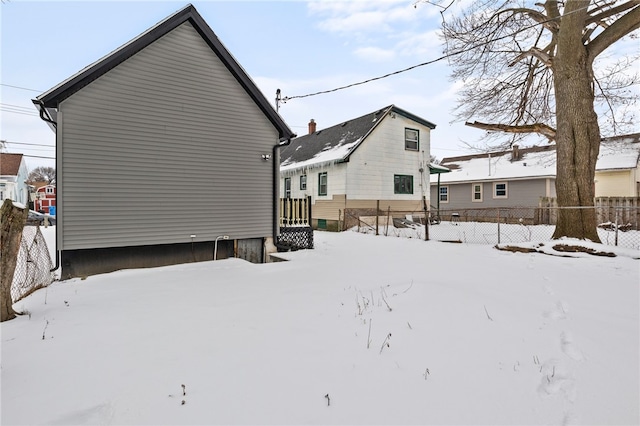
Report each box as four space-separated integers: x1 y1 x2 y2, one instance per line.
275 89 281 113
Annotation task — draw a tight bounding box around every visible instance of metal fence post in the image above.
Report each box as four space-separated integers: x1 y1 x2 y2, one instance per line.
497 209 501 244
615 207 619 247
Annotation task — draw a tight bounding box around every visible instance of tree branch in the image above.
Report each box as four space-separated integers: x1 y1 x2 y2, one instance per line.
508 47 553 67
523 8 560 32
587 1 640 26
465 121 557 141
587 3 640 61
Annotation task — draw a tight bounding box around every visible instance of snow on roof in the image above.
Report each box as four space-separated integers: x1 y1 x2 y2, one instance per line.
280 105 436 173
439 147 557 183
280 137 362 172
438 133 640 183
596 133 640 171
428 163 450 174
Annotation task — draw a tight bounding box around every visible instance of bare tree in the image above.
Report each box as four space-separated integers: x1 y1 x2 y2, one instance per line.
1 199 27 322
440 0 640 242
28 166 56 184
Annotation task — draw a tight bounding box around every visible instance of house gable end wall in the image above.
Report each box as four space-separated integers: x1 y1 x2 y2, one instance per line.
58 22 278 251
347 114 431 201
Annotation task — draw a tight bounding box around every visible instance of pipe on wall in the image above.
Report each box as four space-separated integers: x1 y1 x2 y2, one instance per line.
35 100 60 273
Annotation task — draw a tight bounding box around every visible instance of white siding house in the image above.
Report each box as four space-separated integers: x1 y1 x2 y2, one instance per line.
280 105 437 230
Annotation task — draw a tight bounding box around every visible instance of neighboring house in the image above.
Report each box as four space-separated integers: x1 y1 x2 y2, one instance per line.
0 153 29 205
430 133 640 214
595 133 640 197
279 105 438 230
33 5 295 279
34 184 56 214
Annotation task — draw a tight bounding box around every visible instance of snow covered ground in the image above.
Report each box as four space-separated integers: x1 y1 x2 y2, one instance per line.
1 227 638 425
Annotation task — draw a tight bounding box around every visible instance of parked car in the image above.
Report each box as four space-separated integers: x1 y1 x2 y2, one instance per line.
26 210 56 226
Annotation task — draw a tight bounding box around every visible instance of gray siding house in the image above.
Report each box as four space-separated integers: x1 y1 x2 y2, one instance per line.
34 5 295 279
430 133 640 219
430 145 557 221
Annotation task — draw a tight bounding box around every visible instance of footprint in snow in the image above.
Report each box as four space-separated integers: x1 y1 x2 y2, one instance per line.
560 331 585 361
536 359 576 403
543 300 569 320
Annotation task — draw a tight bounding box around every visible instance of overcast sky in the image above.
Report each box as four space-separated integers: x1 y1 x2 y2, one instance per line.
0 1 555 170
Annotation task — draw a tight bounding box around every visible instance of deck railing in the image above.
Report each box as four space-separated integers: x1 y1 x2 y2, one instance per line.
279 196 312 227
278 196 314 250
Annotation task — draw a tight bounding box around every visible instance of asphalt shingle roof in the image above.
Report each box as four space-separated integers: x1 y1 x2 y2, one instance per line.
0 153 24 177
280 105 436 171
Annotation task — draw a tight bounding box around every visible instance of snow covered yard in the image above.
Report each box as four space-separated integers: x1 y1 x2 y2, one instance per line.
1 229 638 425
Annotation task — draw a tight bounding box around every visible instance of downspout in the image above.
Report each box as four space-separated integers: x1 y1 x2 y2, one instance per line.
35 100 60 273
273 139 292 251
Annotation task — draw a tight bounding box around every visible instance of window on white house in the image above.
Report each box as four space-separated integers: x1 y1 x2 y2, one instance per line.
439 186 449 203
300 175 307 190
405 128 419 151
318 172 328 196
394 175 413 194
493 182 508 198
284 178 291 198
472 183 483 202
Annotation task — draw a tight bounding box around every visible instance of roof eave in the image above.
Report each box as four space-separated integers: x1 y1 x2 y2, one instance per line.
342 106 393 162
391 105 437 129
435 174 557 184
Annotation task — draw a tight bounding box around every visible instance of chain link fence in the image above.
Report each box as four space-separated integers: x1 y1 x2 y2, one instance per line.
349 206 640 250
11 225 55 303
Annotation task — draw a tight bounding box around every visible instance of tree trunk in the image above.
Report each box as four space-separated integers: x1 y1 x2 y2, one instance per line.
1 199 28 322
551 1 601 243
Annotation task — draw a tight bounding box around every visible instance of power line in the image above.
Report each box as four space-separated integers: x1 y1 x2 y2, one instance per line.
22 154 55 159
1 102 36 111
1 150 55 160
0 109 39 117
2 140 54 147
282 59 445 101
1 83 43 92
281 3 594 102
0 104 39 116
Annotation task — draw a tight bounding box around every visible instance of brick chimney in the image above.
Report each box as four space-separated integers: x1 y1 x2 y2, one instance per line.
308 119 317 134
511 144 520 161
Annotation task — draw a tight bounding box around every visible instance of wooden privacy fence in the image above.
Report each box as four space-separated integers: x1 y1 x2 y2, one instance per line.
539 197 640 227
